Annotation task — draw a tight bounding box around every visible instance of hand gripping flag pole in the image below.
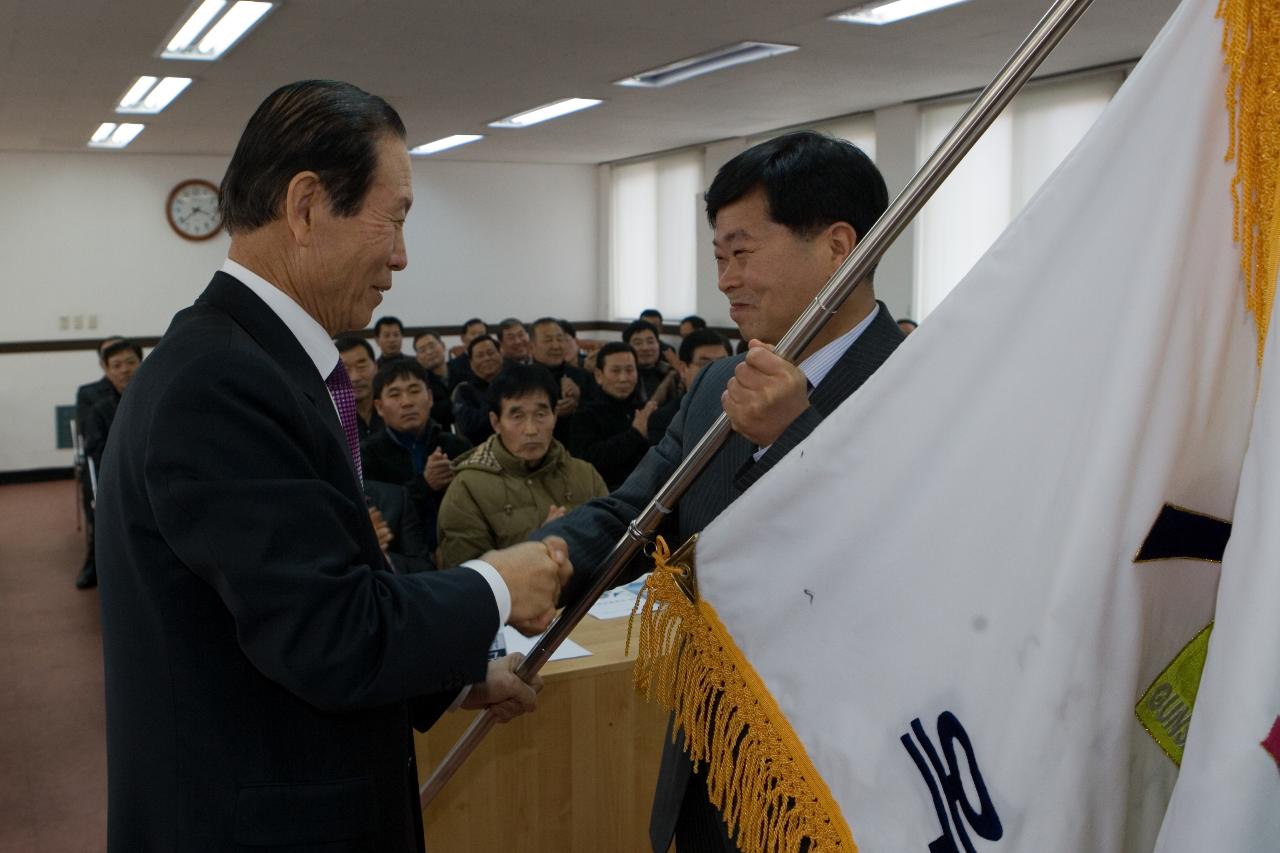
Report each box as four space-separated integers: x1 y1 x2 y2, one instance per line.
421 0 1098 808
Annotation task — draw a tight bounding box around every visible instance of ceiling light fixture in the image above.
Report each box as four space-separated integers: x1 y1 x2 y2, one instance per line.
410 134 484 156
829 0 971 25
489 98 602 129
615 42 798 88
88 122 146 149
117 76 193 114
161 0 274 60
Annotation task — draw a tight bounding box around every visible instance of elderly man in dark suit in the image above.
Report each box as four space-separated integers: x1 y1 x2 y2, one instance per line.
538 130 904 853
95 80 571 853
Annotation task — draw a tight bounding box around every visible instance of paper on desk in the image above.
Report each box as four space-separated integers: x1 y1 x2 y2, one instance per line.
587 573 651 621
501 625 591 662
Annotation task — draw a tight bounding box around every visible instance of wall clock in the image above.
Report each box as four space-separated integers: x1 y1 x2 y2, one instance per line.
166 179 223 241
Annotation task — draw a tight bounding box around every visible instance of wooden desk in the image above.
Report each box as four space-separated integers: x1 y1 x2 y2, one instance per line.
415 615 670 851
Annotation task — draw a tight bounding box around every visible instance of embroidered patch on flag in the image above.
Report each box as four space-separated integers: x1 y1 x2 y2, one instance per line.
1137 623 1213 765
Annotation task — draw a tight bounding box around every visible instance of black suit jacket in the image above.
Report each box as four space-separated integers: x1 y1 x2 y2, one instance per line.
96 272 498 852
539 302 904 851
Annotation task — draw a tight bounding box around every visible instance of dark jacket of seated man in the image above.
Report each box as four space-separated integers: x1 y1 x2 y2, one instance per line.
568 342 656 491
364 480 435 573
362 360 471 553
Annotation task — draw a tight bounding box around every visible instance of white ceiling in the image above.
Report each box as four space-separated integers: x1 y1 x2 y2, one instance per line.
0 0 1181 164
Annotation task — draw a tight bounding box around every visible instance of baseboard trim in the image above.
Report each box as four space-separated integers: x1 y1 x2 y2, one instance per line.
0 467 75 485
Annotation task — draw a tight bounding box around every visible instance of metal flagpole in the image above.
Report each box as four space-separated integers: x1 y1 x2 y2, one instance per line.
422 0 1098 807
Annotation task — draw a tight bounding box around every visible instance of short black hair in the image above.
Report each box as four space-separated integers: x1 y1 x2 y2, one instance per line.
467 334 500 357
97 336 125 358
335 336 375 361
101 339 142 362
219 80 406 235
705 131 888 274
679 329 732 363
529 317 563 336
374 316 403 334
640 309 664 324
462 318 488 334
498 318 527 338
413 331 443 347
595 341 637 369
622 320 660 344
486 363 560 415
679 315 707 332
372 358 430 399
558 319 577 338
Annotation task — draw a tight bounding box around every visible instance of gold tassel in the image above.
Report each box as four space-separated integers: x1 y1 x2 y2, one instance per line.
1219 0 1280 363
630 537 857 853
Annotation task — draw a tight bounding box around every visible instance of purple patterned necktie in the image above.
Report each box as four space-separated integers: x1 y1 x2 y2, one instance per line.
325 360 364 486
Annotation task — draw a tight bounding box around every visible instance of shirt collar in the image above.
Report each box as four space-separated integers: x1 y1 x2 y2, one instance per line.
220 258 339 382
796 303 880 391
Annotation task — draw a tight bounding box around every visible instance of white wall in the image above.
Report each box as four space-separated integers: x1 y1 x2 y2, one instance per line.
0 151 598 472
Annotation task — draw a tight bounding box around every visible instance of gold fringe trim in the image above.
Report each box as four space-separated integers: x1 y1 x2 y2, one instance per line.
629 538 857 853
1219 0 1280 363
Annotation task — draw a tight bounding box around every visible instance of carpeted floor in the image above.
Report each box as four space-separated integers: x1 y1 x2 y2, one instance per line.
0 479 107 852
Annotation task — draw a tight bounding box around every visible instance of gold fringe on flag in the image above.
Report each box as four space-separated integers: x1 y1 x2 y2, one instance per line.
629 537 856 853
1219 0 1280 363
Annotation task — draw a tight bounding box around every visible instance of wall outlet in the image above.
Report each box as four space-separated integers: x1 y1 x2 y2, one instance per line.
72 315 84 330
87 314 98 330
58 315 69 331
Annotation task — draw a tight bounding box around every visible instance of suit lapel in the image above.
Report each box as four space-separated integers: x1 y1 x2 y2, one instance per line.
196 272 359 488
808 301 905 417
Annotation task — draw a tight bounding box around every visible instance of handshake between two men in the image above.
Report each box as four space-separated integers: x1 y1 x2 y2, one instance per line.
458 536 574 722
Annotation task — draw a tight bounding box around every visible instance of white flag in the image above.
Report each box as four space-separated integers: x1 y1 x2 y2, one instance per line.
633 1 1273 851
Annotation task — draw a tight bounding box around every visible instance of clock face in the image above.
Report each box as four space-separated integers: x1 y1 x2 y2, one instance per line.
167 180 223 241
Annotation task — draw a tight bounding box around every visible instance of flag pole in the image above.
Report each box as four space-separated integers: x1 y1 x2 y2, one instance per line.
422 0 1098 807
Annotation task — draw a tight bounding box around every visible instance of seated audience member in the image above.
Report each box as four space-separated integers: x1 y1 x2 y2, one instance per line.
646 328 733 444
446 317 487 389
497 317 531 365
413 331 455 429
569 341 657 490
623 319 672 402
558 319 587 368
898 318 919 336
363 360 471 553
640 308 679 362
530 317 596 437
74 335 125 587
364 480 434 573
678 315 707 337
437 364 607 566
335 337 384 441
78 339 143 589
452 334 505 445
374 315 407 365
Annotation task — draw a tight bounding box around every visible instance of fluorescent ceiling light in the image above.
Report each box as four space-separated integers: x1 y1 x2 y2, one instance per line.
118 76 158 109
117 76 193 114
830 0 971 25
88 122 145 149
615 42 798 88
410 134 484 155
166 0 226 52
162 0 274 60
489 98 602 129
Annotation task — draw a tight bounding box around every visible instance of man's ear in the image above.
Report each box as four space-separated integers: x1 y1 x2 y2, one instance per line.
373 398 386 418
489 410 501 431
284 171 324 247
823 220 859 270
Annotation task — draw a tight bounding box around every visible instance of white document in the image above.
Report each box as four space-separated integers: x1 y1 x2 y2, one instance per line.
500 625 591 662
588 573 650 621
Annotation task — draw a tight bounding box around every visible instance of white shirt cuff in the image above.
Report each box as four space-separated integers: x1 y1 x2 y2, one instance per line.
462 559 510 631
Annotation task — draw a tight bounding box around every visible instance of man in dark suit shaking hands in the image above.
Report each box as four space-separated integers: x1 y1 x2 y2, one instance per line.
538 131 904 852
95 80 571 853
